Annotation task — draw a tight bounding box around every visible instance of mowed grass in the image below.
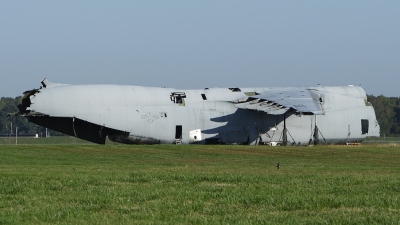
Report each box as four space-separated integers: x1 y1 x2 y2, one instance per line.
0 136 94 145
0 145 399 224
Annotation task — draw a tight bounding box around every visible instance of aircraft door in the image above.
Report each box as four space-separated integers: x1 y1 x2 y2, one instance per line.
175 125 182 144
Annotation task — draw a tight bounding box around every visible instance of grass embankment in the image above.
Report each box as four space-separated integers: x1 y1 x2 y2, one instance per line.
0 145 399 224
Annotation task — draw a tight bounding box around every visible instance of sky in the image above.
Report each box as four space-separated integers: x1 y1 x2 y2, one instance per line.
1 1 399 98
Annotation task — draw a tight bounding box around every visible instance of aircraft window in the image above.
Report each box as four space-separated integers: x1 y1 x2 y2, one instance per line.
244 92 260 96
201 94 207 100
229 87 241 92
361 119 369 134
170 92 186 106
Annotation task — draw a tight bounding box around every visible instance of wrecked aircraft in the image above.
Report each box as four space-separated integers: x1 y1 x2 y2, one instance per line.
14 79 380 145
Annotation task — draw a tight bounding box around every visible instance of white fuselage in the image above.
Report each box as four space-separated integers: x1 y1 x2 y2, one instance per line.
25 84 380 145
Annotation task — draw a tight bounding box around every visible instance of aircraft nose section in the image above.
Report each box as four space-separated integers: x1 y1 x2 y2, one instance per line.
17 89 41 115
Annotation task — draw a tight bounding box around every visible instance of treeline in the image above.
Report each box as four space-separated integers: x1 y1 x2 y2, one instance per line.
0 97 58 136
367 95 400 136
1 95 400 137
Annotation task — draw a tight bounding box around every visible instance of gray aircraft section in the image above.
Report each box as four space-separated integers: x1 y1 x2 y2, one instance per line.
15 79 380 145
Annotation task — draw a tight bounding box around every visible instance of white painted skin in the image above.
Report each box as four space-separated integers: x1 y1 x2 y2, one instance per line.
25 80 379 145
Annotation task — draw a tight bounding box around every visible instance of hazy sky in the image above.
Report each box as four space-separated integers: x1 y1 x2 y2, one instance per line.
1 1 399 98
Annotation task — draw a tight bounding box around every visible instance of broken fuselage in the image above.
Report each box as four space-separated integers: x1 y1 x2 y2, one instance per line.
17 80 380 145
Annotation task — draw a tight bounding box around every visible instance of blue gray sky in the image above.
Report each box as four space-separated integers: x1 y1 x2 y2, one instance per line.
1 1 399 98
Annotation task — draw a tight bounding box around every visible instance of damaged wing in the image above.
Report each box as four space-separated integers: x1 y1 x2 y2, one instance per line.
233 88 324 115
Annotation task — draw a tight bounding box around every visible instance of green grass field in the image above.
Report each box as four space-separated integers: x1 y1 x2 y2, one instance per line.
0 136 94 145
0 144 399 224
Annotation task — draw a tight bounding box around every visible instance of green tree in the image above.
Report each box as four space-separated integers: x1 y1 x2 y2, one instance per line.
367 95 400 137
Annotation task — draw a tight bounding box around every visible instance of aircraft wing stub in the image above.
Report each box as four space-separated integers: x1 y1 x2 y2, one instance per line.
232 88 324 115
